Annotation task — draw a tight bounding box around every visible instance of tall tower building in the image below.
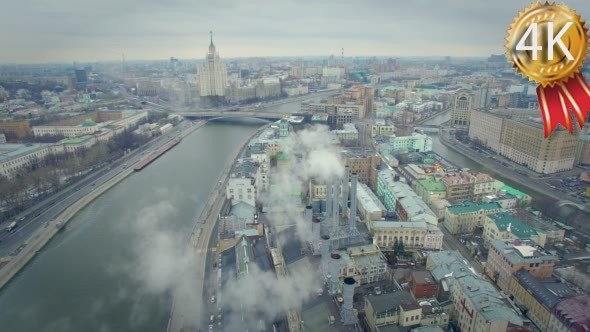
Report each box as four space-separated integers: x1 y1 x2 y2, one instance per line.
199 31 228 99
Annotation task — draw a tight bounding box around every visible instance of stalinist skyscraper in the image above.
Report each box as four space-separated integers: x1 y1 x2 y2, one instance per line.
199 31 227 104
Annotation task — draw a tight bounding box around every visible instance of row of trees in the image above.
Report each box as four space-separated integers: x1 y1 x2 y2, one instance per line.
0 128 150 222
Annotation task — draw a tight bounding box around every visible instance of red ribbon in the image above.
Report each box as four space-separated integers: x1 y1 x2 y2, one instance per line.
536 73 590 138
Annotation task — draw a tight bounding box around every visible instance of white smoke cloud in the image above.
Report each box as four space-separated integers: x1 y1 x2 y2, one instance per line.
261 125 344 242
123 198 202 328
219 125 343 329
221 260 320 332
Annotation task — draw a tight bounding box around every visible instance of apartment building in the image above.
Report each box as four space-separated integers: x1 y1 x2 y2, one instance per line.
508 269 576 331
342 149 381 191
442 171 495 203
468 109 578 174
226 158 261 206
486 239 557 292
451 273 523 332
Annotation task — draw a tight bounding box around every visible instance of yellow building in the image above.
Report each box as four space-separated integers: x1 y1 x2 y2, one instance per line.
0 119 30 138
364 291 422 332
508 269 575 332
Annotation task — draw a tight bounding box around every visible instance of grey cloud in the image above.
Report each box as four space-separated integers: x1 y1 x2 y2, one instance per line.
1 0 589 62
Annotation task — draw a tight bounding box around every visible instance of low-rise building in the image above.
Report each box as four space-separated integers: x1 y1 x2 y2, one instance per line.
486 239 558 292
364 291 423 332
356 183 387 222
227 158 260 206
345 244 388 284
548 294 590 332
333 123 358 144
452 273 523 332
444 201 503 235
390 133 433 153
442 171 495 203
372 119 395 137
415 176 447 205
410 270 439 299
508 269 576 331
0 143 55 178
483 212 544 248
399 164 428 187
32 119 99 138
370 221 443 250
426 250 478 303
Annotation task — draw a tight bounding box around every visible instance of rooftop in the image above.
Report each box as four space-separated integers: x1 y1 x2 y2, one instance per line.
372 220 428 230
417 176 447 192
356 183 386 215
0 143 51 162
236 235 255 276
366 291 417 315
455 273 523 325
59 135 94 145
490 239 557 265
426 250 477 281
513 269 575 310
488 212 538 239
411 270 436 285
500 185 530 200
552 294 590 329
230 158 258 178
447 201 502 215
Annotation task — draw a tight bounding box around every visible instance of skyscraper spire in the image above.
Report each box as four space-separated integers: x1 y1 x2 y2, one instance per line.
210 30 214 47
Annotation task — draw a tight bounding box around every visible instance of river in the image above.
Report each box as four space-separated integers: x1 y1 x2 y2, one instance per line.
0 119 266 332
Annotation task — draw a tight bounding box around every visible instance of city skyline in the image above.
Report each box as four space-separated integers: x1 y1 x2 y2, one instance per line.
2 0 590 63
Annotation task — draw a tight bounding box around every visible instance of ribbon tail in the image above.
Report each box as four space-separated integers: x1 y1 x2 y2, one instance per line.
558 73 590 129
537 84 571 138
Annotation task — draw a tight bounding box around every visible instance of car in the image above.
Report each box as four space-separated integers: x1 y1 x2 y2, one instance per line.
208 324 214 331
210 296 216 303
374 286 382 295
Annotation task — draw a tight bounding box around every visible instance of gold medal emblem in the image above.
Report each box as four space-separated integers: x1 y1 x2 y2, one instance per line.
506 2 589 87
505 2 590 137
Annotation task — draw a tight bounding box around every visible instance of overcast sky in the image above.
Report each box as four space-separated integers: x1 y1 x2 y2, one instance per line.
1 0 589 63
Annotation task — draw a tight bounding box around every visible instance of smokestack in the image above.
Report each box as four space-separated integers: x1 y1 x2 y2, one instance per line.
331 178 339 234
325 181 332 218
321 235 331 275
349 173 358 233
329 253 342 294
341 167 349 218
305 205 313 224
341 277 357 325
312 216 321 244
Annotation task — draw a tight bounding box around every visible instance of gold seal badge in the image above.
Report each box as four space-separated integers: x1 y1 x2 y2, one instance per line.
506 2 589 87
505 2 590 137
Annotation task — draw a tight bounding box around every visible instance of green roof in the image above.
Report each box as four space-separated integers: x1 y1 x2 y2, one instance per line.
80 118 96 127
417 176 447 192
447 201 502 214
500 185 529 199
59 135 93 145
489 212 538 239
277 151 287 161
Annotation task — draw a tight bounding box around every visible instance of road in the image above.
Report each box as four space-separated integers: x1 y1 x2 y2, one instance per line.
440 225 484 276
0 120 201 257
439 127 586 207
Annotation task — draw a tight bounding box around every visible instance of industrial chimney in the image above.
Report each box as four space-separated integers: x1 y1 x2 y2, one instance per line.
349 173 358 233
341 167 350 218
341 277 357 325
312 216 321 243
325 181 333 218
321 235 331 276
331 178 340 234
329 253 342 294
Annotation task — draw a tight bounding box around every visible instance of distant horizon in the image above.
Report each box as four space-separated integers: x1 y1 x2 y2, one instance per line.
0 54 494 66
